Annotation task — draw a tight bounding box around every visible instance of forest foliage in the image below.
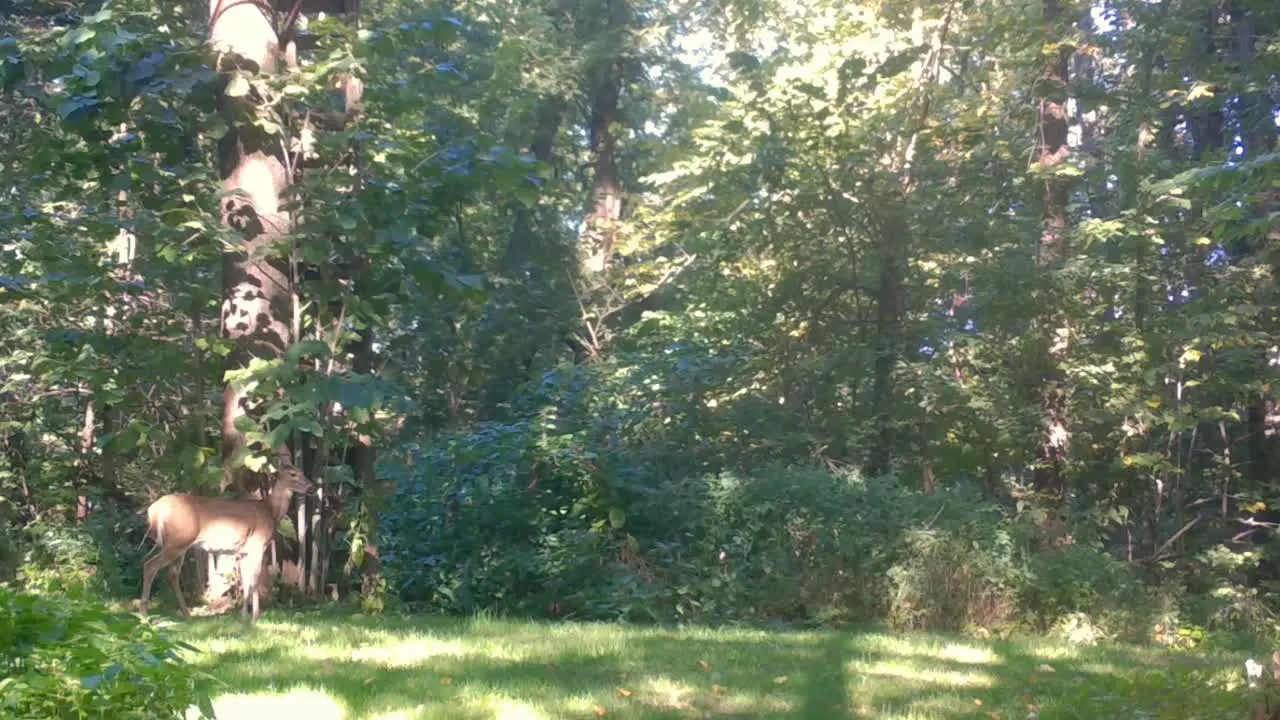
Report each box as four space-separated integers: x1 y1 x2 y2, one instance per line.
0 0 1279 667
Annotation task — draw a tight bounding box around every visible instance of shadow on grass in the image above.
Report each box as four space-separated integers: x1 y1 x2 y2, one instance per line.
174 612 1257 719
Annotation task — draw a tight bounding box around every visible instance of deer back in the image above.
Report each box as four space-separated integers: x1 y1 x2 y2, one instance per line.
148 494 277 554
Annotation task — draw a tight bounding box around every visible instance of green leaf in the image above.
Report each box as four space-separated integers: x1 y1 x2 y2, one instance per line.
292 416 324 436
57 96 99 120
277 516 298 540
224 72 251 98
285 339 330 364
66 26 96 45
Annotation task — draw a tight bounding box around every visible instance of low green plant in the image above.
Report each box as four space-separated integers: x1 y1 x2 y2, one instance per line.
14 519 106 599
385 444 1036 628
0 589 217 719
1016 540 1151 640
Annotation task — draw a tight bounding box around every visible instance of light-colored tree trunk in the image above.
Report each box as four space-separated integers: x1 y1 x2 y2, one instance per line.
208 0 292 604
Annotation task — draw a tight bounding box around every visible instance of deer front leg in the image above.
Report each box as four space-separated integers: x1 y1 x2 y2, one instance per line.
238 551 264 621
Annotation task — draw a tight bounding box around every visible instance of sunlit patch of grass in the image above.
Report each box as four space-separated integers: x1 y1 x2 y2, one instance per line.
190 686 347 720
174 612 1261 719
858 660 994 688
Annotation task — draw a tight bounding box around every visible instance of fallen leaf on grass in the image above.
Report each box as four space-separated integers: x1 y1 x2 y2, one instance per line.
594 706 607 717
773 676 789 685
698 660 711 671
616 688 632 698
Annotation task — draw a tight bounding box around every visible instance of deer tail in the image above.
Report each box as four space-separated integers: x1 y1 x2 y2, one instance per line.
140 503 164 551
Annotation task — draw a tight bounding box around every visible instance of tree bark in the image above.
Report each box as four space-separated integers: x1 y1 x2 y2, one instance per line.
1188 5 1224 160
582 0 628 276
208 0 292 603
1036 0 1072 266
1030 0 1074 498
211 0 292 494
868 205 906 477
504 100 562 272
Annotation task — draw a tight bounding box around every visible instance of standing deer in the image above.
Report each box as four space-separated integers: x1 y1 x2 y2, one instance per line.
140 464 313 621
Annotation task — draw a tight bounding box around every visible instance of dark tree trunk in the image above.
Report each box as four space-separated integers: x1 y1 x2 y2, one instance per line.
504 100 562 272
1036 0 1072 266
1188 5 1224 160
868 206 907 477
1031 0 1074 498
582 0 628 276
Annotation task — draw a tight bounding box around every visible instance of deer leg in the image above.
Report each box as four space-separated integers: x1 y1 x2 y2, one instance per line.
167 553 190 617
239 552 263 621
140 548 180 616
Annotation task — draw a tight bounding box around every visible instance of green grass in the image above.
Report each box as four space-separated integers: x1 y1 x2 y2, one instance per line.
173 611 1261 719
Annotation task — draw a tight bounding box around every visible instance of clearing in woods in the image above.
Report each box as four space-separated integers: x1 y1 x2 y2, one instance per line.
176 612 1258 719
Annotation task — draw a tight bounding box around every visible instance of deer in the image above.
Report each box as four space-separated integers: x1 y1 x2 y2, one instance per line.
139 463 313 621
1247 651 1280 720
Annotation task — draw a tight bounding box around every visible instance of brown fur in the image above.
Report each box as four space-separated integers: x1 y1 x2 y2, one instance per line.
139 465 311 621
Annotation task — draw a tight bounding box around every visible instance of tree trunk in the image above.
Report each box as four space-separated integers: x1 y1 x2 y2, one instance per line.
1188 5 1224 160
212 0 291 493
208 0 291 603
865 2 955 477
504 100 562 272
582 0 628 277
868 205 907 477
1036 0 1072 267
349 329 382 602
1030 0 1074 498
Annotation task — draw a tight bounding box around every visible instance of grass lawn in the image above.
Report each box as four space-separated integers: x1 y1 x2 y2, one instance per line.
174 612 1261 719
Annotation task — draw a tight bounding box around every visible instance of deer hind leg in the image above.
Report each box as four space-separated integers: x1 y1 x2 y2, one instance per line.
141 547 182 616
167 553 191 617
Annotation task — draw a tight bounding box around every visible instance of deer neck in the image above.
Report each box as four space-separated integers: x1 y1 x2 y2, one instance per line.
265 483 296 521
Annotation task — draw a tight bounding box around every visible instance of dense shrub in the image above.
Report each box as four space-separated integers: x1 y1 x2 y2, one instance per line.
15 520 107 599
381 420 613 616
1183 543 1280 640
0 589 216 719
1019 543 1139 623
681 468 1020 627
886 522 1019 631
11 513 144 601
383 426 1031 628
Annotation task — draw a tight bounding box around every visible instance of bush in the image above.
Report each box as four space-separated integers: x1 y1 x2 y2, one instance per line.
11 513 145 601
650 468 1022 629
14 520 106 599
383 434 1030 628
886 523 1018 631
1183 543 1279 640
381 420 616 616
0 589 216 719
1016 541 1150 641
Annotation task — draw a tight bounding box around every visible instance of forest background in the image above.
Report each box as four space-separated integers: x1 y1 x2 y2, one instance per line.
1 0 1279 679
